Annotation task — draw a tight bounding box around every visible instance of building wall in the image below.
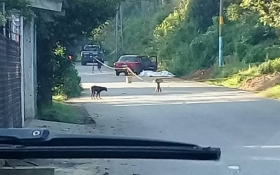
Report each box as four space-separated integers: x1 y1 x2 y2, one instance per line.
0 34 22 128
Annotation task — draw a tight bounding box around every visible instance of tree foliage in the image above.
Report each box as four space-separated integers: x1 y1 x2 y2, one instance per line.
34 0 122 109
1 0 31 25
96 0 280 77
241 0 280 28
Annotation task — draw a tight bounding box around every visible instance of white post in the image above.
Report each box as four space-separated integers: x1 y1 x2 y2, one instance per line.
33 24 37 116
22 17 36 120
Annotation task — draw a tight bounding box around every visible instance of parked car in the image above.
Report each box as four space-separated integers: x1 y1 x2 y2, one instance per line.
81 45 105 66
113 55 157 76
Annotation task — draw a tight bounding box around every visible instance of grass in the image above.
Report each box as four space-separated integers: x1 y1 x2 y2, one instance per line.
207 66 260 88
40 100 80 124
205 58 280 99
260 85 280 99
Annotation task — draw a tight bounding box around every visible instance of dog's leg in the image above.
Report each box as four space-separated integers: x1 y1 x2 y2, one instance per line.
91 89 94 99
94 92 99 100
98 92 101 99
156 83 160 92
155 83 158 92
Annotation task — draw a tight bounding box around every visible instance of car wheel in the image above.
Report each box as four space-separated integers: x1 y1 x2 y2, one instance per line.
116 71 120 76
81 61 86 66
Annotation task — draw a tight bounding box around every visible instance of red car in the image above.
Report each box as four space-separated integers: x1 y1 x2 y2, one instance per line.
113 55 158 76
113 55 143 76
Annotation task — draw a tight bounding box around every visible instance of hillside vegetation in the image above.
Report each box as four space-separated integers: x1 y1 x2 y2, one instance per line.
93 0 280 99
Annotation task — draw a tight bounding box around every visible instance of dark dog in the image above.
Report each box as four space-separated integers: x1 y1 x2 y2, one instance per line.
154 78 163 92
90 85 107 99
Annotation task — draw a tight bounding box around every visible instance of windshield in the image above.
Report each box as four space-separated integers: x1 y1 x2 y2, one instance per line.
84 45 100 51
118 56 138 62
2 0 280 175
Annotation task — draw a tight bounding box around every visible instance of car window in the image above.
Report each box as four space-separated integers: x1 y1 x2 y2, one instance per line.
118 56 138 62
141 57 150 62
84 45 100 52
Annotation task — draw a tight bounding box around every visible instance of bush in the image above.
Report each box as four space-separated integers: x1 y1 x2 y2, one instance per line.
210 58 248 78
52 44 82 99
260 85 280 99
53 65 82 98
258 58 280 74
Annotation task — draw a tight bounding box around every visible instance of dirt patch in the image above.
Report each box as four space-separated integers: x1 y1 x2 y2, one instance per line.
240 72 280 91
183 67 213 81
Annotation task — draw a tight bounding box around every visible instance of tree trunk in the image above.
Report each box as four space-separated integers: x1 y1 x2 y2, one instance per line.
36 37 54 109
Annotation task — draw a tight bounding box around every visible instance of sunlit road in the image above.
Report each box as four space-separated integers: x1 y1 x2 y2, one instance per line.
71 63 280 175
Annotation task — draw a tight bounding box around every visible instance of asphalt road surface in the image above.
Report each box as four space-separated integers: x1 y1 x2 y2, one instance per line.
71 64 280 175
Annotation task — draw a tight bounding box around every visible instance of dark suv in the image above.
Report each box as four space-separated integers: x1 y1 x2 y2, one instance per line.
81 45 104 66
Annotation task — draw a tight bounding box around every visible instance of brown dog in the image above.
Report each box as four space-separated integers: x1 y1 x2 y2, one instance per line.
154 78 163 92
90 85 107 99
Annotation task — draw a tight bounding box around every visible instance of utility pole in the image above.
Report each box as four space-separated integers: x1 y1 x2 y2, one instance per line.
115 5 119 61
218 0 224 67
120 2 123 54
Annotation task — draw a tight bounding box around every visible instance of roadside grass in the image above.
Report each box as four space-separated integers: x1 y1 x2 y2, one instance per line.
207 66 260 88
40 100 79 123
260 85 280 99
39 94 85 123
205 58 280 98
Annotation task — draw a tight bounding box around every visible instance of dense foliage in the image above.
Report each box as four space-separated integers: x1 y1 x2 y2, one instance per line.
95 0 280 77
34 0 122 110
241 0 280 28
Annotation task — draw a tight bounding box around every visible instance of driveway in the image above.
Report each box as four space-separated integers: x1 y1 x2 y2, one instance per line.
68 64 280 175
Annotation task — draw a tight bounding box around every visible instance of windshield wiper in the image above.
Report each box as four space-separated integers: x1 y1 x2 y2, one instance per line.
0 128 221 161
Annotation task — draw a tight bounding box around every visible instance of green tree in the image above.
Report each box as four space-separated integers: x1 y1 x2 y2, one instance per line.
91 0 280 78
241 0 280 28
35 0 122 109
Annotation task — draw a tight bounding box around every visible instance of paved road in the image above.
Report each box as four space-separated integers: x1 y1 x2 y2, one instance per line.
70 64 280 175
